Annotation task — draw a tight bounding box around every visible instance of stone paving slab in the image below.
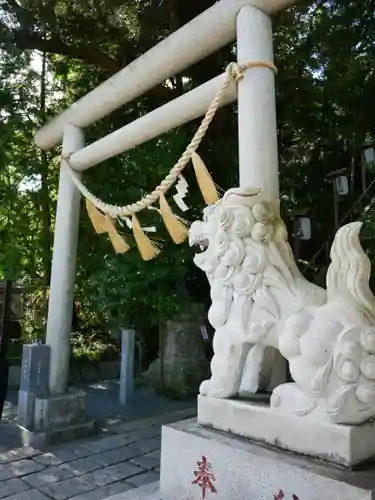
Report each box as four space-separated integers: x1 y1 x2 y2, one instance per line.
22 466 75 488
129 455 159 470
32 445 93 467
106 482 159 500
0 466 17 482
94 446 140 467
82 463 144 488
125 472 159 488
144 450 160 460
40 477 95 500
129 438 161 454
123 428 161 445
5 489 51 500
32 454 63 468
6 460 45 478
0 408 198 499
0 448 41 465
60 457 104 476
0 478 30 498
80 435 131 455
70 482 132 500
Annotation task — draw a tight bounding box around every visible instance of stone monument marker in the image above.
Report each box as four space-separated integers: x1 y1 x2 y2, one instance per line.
18 343 50 429
119 328 135 405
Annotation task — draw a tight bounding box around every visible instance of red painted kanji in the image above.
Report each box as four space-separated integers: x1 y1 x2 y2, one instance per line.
274 490 285 500
192 456 217 499
274 490 299 500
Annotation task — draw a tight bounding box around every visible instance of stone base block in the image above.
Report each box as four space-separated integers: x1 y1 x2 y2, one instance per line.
34 389 87 431
198 395 375 467
19 419 97 448
17 390 35 428
17 389 97 448
159 419 375 500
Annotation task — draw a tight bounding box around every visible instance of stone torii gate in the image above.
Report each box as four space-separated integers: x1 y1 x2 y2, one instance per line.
34 0 290 402
28 0 375 497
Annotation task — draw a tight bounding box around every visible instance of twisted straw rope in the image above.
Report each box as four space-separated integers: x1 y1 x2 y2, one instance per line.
64 60 277 218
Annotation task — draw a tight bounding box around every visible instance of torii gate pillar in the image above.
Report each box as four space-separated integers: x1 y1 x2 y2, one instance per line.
237 6 279 198
17 125 95 446
237 5 288 394
46 124 83 395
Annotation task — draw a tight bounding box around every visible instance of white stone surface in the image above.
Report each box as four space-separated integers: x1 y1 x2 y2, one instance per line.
68 74 236 171
45 125 84 395
35 0 295 151
189 189 324 398
237 6 279 199
160 419 375 500
198 395 375 467
190 186 375 425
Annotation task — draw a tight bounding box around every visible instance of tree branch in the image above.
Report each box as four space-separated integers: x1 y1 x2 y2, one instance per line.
5 30 121 73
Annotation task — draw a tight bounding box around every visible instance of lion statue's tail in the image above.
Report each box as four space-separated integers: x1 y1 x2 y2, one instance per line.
327 221 375 323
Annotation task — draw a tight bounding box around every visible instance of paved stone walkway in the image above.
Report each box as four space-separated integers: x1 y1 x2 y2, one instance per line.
3 382 195 427
1 382 195 451
0 409 195 500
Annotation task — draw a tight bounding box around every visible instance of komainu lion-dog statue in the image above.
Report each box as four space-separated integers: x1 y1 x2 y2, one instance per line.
189 188 375 425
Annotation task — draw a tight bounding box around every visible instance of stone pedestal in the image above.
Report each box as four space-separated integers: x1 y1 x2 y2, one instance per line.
18 389 96 448
105 418 375 500
198 395 375 467
17 343 96 448
157 419 375 500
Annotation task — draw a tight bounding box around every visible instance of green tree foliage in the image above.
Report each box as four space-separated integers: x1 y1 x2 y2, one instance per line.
276 1 375 263
0 49 54 281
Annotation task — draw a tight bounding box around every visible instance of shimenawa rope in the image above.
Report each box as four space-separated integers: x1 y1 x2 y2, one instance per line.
62 60 277 218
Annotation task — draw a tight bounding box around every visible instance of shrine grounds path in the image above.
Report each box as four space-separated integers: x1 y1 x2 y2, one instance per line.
0 382 196 499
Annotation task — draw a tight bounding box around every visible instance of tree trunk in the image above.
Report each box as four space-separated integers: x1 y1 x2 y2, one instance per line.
39 51 52 289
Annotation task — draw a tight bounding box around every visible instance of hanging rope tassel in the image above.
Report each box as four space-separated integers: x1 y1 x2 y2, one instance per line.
191 152 220 205
159 193 188 244
63 61 278 259
103 215 130 254
86 199 107 234
132 215 161 261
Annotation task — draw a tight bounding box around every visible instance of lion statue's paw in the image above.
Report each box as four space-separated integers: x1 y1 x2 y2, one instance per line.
271 382 319 418
199 379 235 399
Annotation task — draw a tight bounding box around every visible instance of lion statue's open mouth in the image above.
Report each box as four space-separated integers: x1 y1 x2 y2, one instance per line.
188 220 209 253
189 204 217 248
